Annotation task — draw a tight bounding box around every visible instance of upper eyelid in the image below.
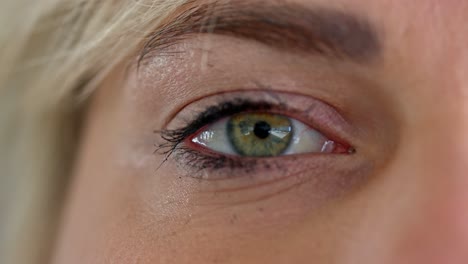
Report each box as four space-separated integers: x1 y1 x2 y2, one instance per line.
162 90 356 148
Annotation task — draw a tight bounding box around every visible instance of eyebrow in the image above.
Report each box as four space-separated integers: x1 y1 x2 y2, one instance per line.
139 1 382 64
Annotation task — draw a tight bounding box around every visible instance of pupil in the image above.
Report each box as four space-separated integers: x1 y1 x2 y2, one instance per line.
253 121 271 139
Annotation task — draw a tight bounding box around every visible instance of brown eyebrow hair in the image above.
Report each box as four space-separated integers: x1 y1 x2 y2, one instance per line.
139 1 382 65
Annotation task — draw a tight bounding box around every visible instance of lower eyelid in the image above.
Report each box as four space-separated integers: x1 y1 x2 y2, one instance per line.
164 148 372 211
170 149 367 195
170 141 355 182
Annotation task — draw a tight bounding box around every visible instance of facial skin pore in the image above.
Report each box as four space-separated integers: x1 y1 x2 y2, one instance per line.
52 0 468 263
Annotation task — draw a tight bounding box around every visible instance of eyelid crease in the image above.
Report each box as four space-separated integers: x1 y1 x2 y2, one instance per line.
163 90 355 143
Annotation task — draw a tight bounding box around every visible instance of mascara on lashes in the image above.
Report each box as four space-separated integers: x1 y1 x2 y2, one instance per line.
157 98 279 149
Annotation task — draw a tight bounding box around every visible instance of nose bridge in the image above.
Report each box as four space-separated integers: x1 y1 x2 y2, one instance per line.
419 68 468 192
359 2 468 262
397 146 468 264
390 85 468 262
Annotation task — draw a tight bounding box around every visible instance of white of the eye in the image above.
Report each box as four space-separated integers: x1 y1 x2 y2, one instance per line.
191 119 237 155
191 117 331 155
281 119 330 155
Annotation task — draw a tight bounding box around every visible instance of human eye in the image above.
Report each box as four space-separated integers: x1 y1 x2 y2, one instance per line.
191 112 341 157
156 90 356 177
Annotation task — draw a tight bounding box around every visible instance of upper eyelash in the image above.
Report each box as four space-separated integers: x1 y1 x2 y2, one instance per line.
154 98 288 165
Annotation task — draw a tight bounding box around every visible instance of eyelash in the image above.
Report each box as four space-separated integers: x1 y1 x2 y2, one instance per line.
155 98 354 174
156 99 276 170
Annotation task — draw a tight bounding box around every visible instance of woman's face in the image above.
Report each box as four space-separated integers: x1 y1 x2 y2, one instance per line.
52 0 468 263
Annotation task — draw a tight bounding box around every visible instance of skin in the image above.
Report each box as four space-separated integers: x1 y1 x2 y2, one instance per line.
52 0 468 263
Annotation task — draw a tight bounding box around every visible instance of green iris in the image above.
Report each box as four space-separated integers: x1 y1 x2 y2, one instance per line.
227 113 293 157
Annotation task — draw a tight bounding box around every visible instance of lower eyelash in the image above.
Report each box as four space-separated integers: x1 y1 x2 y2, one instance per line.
178 147 256 171
154 133 258 175
155 130 326 182
155 133 356 181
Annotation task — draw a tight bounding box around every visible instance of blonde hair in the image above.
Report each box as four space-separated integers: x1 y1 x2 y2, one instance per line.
0 0 189 263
